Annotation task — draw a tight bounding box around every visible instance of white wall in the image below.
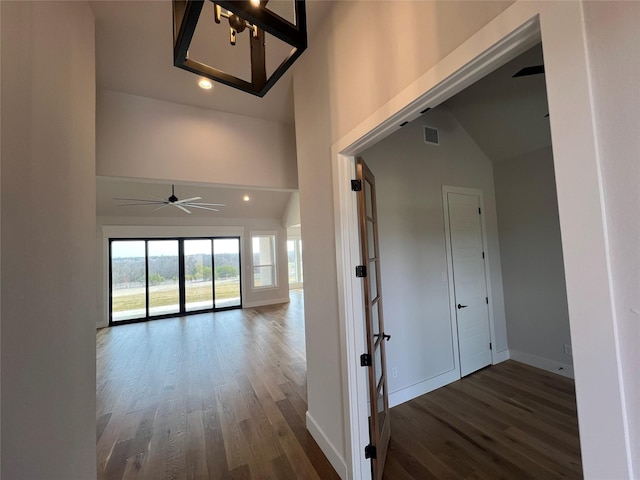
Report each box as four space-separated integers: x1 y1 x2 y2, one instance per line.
97 216 290 328
293 1 635 478
583 1 640 475
361 107 507 403
292 3 514 474
97 90 299 190
282 191 301 228
1 2 96 478
494 146 572 374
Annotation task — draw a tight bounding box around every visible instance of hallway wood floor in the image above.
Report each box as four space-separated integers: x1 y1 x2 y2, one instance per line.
97 290 338 480
98 290 582 479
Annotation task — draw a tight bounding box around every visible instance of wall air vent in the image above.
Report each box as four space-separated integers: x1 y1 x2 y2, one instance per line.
424 126 439 145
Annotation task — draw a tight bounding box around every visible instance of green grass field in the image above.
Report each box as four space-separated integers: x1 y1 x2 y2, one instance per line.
112 281 240 312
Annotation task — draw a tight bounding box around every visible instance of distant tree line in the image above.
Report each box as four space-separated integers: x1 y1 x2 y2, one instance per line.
112 253 239 287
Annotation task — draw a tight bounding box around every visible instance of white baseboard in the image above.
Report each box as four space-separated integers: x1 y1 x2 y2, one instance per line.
242 297 290 308
96 319 108 329
509 349 574 379
493 348 511 364
389 368 460 408
306 411 348 479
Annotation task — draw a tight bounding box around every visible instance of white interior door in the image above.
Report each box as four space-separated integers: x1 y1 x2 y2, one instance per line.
446 191 492 377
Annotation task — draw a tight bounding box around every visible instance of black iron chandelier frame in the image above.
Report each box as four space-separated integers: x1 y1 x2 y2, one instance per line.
172 0 307 97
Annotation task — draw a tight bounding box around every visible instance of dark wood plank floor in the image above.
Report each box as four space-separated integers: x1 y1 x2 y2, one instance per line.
97 290 339 480
384 361 583 480
98 291 582 479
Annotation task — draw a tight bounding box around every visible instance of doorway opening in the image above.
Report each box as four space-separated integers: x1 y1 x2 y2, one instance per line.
330 7 616 476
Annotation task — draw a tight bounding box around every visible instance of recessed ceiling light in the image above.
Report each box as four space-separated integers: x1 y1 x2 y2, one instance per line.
198 79 213 90
243 195 250 202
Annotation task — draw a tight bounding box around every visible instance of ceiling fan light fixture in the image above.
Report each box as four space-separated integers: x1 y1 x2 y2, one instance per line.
172 0 307 97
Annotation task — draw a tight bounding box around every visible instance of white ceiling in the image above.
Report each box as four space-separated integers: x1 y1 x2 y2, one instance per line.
97 178 292 219
90 0 333 124
443 44 551 162
91 1 334 220
92 3 548 221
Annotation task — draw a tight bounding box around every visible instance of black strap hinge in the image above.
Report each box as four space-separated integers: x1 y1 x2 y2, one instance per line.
351 179 362 191
355 265 367 277
364 444 377 459
490 342 493 350
360 353 372 367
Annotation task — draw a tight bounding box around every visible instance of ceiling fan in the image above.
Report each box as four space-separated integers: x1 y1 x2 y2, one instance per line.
113 184 225 214
512 65 544 78
512 64 549 117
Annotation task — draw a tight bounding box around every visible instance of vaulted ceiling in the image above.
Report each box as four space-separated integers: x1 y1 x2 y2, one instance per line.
443 43 550 163
90 0 333 124
92 2 549 219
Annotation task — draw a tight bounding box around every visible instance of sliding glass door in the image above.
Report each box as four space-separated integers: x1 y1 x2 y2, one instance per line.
148 240 180 316
111 241 146 322
185 239 214 312
109 237 242 324
214 238 241 308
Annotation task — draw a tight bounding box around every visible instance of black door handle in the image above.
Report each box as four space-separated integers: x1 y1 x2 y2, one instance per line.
374 333 392 341
457 304 468 309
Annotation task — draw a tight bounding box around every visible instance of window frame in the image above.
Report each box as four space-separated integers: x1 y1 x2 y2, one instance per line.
108 235 242 326
251 231 278 290
287 237 303 287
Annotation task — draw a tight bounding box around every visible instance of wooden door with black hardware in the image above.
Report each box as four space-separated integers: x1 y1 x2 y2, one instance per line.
356 157 390 479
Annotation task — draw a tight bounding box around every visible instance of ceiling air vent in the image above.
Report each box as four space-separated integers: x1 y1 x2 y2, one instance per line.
424 126 439 145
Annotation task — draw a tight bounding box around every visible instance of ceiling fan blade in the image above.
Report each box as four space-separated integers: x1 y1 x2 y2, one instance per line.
175 196 202 204
185 204 219 212
153 204 170 211
116 202 165 207
512 65 545 78
112 197 162 203
149 194 169 201
188 202 226 207
174 203 191 214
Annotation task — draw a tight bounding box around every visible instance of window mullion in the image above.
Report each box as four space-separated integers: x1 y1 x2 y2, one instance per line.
178 239 186 314
145 240 150 319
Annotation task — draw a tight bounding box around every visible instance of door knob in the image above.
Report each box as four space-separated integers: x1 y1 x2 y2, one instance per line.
457 304 468 309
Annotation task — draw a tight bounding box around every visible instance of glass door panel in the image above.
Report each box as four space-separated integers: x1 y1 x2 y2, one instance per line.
184 239 213 312
147 240 180 316
287 240 297 284
287 238 303 285
213 238 241 308
111 241 146 322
